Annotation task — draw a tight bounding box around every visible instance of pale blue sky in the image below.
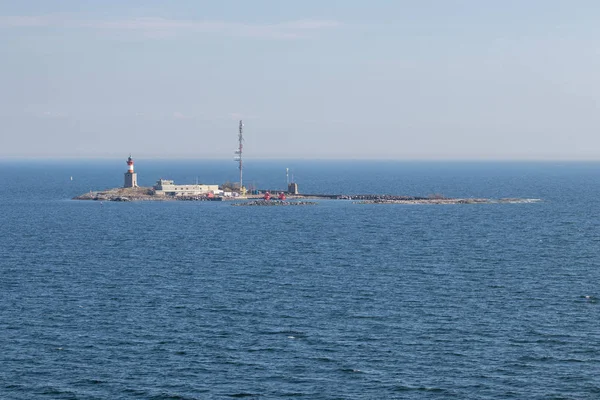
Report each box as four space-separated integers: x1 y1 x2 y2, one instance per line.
1 1 600 159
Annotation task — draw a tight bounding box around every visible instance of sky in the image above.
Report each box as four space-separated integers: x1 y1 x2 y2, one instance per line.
1 0 600 160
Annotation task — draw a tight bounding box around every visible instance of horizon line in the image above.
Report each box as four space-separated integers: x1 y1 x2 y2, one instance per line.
2 156 600 163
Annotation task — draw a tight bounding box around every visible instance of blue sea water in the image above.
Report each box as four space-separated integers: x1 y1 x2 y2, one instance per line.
1 159 600 399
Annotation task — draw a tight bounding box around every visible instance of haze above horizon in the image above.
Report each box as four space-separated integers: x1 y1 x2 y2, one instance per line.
1 1 600 160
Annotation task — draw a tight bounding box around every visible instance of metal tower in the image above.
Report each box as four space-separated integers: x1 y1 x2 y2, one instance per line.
234 120 244 191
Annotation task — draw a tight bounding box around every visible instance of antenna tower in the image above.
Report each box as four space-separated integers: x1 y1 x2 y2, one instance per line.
235 120 244 191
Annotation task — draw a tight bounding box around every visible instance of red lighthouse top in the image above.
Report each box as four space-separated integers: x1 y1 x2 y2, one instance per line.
126 155 134 173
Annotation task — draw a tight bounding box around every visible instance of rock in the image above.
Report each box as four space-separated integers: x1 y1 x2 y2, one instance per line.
231 200 317 207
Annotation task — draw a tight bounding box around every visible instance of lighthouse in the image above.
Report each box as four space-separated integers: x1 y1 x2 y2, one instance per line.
124 155 138 188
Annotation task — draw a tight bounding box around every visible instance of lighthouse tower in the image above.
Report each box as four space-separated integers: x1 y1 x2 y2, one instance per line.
124 155 138 188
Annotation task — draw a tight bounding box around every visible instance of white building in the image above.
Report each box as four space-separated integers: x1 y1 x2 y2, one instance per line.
153 179 219 196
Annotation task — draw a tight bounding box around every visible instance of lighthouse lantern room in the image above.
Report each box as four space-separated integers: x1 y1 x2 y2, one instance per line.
124 155 138 188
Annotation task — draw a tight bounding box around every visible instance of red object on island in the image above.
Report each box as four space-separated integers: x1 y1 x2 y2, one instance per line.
126 156 134 173
264 191 271 200
278 192 286 201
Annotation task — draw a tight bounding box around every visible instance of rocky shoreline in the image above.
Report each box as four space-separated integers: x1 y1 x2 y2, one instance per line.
74 187 159 202
231 200 317 207
73 187 540 205
74 187 226 202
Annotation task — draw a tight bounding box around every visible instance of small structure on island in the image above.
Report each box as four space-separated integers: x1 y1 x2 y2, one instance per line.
153 179 219 197
288 182 299 195
124 155 138 188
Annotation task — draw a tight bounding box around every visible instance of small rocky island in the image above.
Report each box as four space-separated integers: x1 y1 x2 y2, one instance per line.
73 156 540 205
73 188 540 205
74 187 162 202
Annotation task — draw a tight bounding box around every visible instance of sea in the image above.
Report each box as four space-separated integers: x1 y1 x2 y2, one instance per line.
1 159 599 400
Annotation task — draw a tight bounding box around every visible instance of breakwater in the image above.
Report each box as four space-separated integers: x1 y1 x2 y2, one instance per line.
354 197 541 205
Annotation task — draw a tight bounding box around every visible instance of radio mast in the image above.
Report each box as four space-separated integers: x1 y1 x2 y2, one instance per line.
235 120 244 191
